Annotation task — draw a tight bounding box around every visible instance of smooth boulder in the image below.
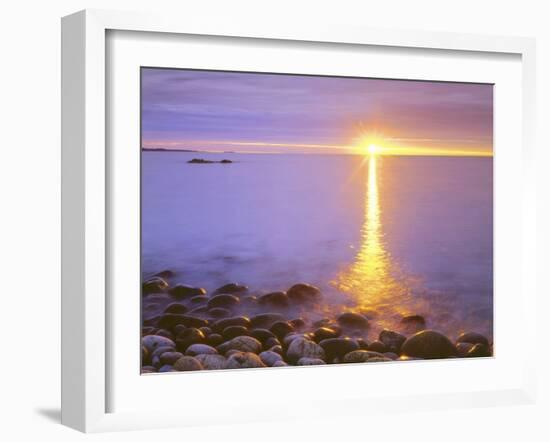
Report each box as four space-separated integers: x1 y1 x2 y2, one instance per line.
401 330 457 359
286 337 325 364
217 336 263 354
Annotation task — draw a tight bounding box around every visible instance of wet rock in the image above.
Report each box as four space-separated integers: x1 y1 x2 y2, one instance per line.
187 306 209 315
173 356 203 371
313 318 331 328
269 344 283 355
212 316 251 333
150 346 176 364
368 340 387 353
155 329 174 341
185 344 218 356
142 335 175 354
207 294 240 310
319 338 360 360
209 307 231 318
199 326 212 336
222 325 250 340
170 284 207 299
250 313 285 329
286 337 325 364
356 338 370 350
241 295 258 309
400 315 426 333
287 283 321 304
153 270 174 279
142 277 168 295
214 283 248 295
142 346 150 364
263 337 281 351
160 351 184 365
297 357 326 365
337 312 369 330
398 355 423 361
174 324 187 335
273 360 289 367
195 354 227 370
159 365 175 373
259 351 283 366
142 326 156 336
224 352 266 369
342 350 385 363
364 356 393 363
158 314 208 330
456 332 489 347
313 327 340 343
217 336 263 354
456 342 475 357
379 329 406 353
250 328 276 343
289 318 306 330
163 303 188 315
467 343 491 357
282 333 303 347
207 333 224 347
258 292 290 309
175 328 206 352
270 321 295 339
189 295 208 305
384 352 399 360
401 330 457 359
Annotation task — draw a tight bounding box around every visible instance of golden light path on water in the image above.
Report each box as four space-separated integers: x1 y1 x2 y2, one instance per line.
332 154 423 332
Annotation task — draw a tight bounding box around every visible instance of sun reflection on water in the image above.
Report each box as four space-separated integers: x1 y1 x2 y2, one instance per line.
333 155 419 329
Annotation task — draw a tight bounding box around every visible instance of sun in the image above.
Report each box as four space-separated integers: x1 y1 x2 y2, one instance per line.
368 144 381 155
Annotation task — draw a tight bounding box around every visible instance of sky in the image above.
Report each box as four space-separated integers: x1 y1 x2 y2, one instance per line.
141 67 493 156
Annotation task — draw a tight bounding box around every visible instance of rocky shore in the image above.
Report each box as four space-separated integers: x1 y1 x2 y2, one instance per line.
141 273 493 373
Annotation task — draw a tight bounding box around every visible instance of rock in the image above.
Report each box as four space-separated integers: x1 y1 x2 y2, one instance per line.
189 295 208 305
263 337 281 351
364 357 393 363
313 327 340 342
379 329 406 353
342 350 385 363
289 318 306 329
158 314 208 330
384 352 399 360
400 315 426 333
142 326 156 336
398 355 423 361
337 312 369 330
272 360 289 367
141 366 156 374
258 292 290 309
142 335 175 354
150 345 176 363
224 352 266 369
241 296 258 308
175 328 206 352
297 357 326 365
217 336 263 354
250 313 285 329
199 326 212 336
160 351 184 365
163 303 188 314
270 321 295 339
282 333 303 347
195 354 227 370
212 316 251 333
142 277 168 295
286 283 321 304
174 324 187 335
356 338 370 350
214 283 248 295
319 338 360 360
401 330 457 359
456 332 489 347
368 340 387 353
169 284 206 299
222 325 250 340
250 328 276 343
185 344 218 356
286 337 325 364
207 294 240 310
187 306 208 315
456 342 475 357
142 346 150 364
269 344 283 355
209 307 231 318
158 365 175 373
173 356 203 371
259 351 283 366
467 343 491 357
207 333 224 347
153 270 174 279
155 329 174 341
313 318 331 328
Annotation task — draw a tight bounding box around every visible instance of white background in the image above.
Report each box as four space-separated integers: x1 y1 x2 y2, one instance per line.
0 0 548 441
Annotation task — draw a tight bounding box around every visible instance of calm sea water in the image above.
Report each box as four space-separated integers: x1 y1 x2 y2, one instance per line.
141 151 493 340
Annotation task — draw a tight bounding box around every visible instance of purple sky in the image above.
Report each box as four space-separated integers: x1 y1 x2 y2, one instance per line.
141 68 493 155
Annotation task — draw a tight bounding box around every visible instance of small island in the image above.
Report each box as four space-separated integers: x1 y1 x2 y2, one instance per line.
187 158 233 164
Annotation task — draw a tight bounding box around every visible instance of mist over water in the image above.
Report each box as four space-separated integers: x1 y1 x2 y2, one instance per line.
142 151 493 340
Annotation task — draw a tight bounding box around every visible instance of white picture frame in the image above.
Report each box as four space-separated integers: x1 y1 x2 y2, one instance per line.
61 9 537 433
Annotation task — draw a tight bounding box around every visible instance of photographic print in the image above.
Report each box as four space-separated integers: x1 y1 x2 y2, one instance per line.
140 68 493 373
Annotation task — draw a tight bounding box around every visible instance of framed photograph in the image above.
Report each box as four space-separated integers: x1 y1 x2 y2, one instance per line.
61 9 537 432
